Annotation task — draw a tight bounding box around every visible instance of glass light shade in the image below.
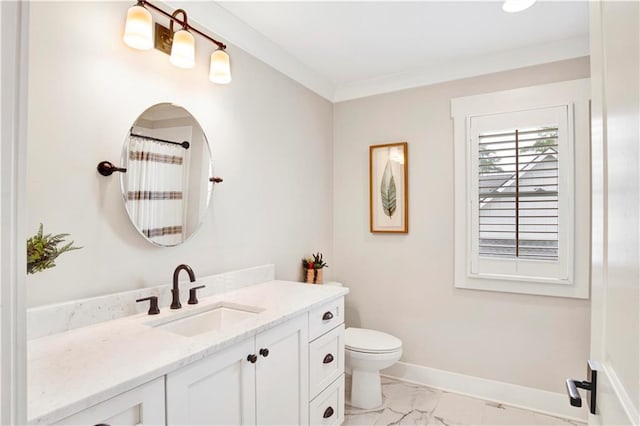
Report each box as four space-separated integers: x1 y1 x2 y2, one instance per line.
502 0 536 13
209 50 232 84
123 5 153 50
170 30 196 69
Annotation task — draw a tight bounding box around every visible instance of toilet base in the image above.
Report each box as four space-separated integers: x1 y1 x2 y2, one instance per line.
350 369 383 409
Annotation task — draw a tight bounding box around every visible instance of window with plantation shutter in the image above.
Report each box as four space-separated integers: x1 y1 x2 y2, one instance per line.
468 106 571 283
452 79 591 299
478 126 559 261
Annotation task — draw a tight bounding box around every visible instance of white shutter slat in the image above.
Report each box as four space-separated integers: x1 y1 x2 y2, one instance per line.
478 126 559 260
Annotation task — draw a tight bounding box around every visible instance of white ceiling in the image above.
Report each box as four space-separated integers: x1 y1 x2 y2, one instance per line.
183 1 590 101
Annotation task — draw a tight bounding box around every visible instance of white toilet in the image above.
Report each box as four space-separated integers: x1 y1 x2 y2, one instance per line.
345 327 402 409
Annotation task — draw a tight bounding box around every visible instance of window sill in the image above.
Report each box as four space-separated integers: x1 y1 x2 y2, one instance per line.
455 273 588 299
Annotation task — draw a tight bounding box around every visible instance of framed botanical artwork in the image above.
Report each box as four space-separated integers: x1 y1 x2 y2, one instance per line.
369 142 408 233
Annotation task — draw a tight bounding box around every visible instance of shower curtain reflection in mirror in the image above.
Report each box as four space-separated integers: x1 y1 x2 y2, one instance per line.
126 135 190 246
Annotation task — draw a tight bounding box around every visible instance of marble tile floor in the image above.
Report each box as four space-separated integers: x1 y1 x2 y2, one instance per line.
344 376 586 426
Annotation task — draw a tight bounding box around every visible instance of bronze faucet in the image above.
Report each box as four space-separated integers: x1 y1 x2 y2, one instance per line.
171 264 196 309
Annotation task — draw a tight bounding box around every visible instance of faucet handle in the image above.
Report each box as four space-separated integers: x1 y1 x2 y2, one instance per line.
136 296 160 315
188 285 206 305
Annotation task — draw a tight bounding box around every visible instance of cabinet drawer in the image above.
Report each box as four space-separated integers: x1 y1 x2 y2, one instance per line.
309 297 344 341
309 374 344 426
310 324 344 399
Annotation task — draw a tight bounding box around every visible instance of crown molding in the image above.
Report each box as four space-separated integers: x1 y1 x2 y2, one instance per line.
168 1 336 101
333 35 590 102
168 3 588 104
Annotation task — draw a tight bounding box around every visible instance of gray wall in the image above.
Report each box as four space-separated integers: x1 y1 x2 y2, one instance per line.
26 2 333 306
332 57 591 393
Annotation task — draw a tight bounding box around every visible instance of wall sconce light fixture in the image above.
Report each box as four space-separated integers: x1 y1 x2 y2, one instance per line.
168 10 195 69
123 4 153 50
210 50 231 84
123 0 231 83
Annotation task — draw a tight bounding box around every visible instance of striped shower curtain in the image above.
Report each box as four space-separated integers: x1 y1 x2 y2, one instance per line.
127 135 187 246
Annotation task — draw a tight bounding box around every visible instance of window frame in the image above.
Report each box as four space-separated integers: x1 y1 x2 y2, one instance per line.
451 79 590 299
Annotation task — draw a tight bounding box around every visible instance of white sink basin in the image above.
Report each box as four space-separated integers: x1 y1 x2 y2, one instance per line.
148 302 263 337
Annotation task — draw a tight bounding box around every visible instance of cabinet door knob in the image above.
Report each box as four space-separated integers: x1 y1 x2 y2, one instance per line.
323 406 334 418
322 311 334 321
259 348 270 357
247 354 257 363
323 353 334 364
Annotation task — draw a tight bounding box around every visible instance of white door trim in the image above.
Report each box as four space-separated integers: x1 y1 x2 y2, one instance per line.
1 1 29 424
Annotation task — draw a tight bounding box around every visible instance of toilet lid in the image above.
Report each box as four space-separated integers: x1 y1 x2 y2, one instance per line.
345 328 402 353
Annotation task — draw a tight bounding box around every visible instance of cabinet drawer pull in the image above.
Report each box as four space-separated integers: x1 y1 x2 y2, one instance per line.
259 348 269 357
247 354 257 363
323 353 334 364
323 406 334 419
322 311 334 321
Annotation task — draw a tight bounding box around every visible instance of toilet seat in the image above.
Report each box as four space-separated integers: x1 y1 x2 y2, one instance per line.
345 328 402 354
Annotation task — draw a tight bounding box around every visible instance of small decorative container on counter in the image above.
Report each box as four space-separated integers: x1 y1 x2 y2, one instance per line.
305 268 324 284
302 252 328 285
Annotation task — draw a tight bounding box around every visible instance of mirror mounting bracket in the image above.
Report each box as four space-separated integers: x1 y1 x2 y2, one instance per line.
97 161 127 176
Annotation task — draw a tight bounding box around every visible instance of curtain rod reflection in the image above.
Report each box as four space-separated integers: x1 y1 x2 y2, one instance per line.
130 132 190 149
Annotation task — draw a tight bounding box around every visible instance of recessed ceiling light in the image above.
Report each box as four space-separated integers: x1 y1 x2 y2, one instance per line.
502 0 536 13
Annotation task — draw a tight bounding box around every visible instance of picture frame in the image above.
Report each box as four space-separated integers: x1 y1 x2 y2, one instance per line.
369 142 408 233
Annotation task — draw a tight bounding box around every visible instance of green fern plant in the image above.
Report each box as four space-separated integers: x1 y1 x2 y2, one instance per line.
27 224 82 274
302 252 328 270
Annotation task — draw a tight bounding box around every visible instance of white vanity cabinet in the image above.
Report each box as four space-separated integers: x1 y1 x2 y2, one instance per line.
255 315 309 424
29 281 349 426
165 338 256 425
53 377 165 426
308 298 346 426
166 314 308 425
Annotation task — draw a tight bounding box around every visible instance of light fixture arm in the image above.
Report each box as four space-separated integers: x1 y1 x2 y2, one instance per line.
138 0 227 51
169 9 188 32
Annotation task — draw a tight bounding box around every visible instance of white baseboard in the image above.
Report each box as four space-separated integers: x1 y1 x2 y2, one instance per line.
382 361 588 423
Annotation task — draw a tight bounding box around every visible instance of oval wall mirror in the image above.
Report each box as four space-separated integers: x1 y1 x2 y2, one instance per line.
120 103 214 247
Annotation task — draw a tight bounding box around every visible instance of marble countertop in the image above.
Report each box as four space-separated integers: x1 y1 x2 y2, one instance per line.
28 280 349 424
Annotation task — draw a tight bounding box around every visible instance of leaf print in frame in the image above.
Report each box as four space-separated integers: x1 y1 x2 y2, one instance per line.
380 156 397 218
369 142 408 233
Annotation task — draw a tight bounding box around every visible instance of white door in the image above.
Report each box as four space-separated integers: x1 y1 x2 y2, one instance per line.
166 338 256 425
588 1 639 424
255 314 309 426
